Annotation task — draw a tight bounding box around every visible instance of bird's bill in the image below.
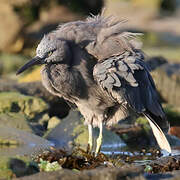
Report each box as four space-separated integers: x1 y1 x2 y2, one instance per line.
16 56 43 75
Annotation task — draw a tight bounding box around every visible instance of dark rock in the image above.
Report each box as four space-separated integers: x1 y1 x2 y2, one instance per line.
151 62 180 106
16 166 144 180
30 122 46 136
144 173 173 180
109 123 151 148
0 155 39 179
9 158 39 178
145 57 180 106
161 63 180 77
59 0 103 16
146 56 168 71
164 105 180 126
9 158 28 177
166 134 180 147
160 0 176 15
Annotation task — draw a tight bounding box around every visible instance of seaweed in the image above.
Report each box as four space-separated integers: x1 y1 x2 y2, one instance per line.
34 147 163 171
34 147 109 171
146 156 180 173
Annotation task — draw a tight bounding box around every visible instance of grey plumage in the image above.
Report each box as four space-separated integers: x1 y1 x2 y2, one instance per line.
17 14 171 153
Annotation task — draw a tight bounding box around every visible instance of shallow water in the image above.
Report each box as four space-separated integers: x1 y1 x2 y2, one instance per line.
0 126 54 156
1 126 180 168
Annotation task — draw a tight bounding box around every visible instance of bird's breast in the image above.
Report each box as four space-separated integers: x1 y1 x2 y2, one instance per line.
41 65 62 97
41 64 89 101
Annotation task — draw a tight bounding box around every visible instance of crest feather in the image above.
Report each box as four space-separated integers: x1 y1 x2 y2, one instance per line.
86 13 143 51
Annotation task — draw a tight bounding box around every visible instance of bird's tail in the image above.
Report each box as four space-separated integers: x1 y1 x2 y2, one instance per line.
143 113 171 154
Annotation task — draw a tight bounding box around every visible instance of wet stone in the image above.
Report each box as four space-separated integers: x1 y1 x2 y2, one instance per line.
47 116 61 129
0 92 48 119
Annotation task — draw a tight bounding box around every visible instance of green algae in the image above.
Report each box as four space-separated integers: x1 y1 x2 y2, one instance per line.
0 92 48 119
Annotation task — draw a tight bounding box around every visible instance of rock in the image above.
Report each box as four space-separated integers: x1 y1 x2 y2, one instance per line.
0 2 23 52
47 116 61 130
160 0 176 15
0 92 48 119
164 105 180 126
0 126 53 156
0 113 33 133
145 57 180 107
109 123 151 148
134 116 180 148
44 110 84 149
17 166 144 180
45 110 126 152
146 56 168 71
151 63 180 107
0 80 70 118
39 113 50 127
167 134 180 147
0 156 38 179
0 80 54 102
9 158 38 177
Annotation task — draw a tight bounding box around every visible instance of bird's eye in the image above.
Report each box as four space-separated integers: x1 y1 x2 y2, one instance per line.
47 51 53 57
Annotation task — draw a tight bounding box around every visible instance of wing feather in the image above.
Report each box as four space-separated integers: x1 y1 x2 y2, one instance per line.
93 51 171 153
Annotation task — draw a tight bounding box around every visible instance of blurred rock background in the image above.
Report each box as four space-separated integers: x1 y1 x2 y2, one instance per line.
0 0 180 178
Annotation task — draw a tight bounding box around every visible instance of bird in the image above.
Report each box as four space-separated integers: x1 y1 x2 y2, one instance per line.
17 13 171 155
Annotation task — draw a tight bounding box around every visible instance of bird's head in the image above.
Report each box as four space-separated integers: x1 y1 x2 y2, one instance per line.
17 33 70 75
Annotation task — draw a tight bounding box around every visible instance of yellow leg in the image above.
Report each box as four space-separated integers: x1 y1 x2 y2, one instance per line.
95 122 103 156
87 124 93 152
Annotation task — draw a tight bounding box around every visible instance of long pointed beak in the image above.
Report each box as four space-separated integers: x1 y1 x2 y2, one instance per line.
16 56 43 75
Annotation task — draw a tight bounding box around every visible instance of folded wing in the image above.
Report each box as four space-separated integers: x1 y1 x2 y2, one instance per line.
93 51 171 153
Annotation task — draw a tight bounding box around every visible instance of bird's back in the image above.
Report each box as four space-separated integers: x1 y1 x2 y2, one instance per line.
52 15 140 59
